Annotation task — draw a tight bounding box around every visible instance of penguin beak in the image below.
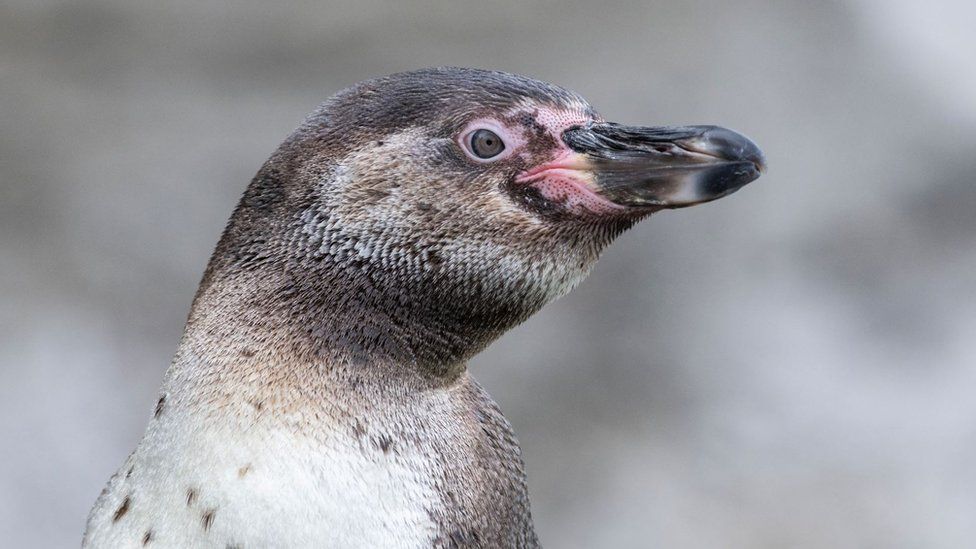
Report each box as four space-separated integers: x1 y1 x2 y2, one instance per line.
557 123 766 209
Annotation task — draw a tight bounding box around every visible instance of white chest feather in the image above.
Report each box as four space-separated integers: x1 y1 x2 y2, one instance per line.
84 404 445 548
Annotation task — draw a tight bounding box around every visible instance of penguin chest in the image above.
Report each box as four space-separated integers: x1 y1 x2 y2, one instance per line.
85 416 445 548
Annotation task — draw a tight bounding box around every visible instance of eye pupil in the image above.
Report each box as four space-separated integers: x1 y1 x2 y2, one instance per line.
470 129 505 159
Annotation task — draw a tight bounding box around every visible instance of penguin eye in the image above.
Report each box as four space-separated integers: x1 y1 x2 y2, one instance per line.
468 129 506 159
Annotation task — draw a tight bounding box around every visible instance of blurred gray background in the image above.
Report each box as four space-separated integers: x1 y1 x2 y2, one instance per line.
2 1 975 547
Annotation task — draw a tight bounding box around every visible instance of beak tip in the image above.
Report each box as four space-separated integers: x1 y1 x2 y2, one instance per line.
752 149 768 175
689 126 766 171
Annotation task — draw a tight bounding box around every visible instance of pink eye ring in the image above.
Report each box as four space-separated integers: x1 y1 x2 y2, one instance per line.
459 120 521 163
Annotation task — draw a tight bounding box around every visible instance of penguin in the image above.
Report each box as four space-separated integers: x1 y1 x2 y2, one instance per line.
83 67 764 548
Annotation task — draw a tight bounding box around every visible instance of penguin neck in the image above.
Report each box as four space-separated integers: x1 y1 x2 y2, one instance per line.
172 256 525 399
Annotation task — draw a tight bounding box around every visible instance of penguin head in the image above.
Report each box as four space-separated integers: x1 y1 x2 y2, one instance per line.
211 68 765 369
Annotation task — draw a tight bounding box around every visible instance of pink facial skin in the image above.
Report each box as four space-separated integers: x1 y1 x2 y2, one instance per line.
460 104 624 216
517 105 624 215
516 151 625 215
